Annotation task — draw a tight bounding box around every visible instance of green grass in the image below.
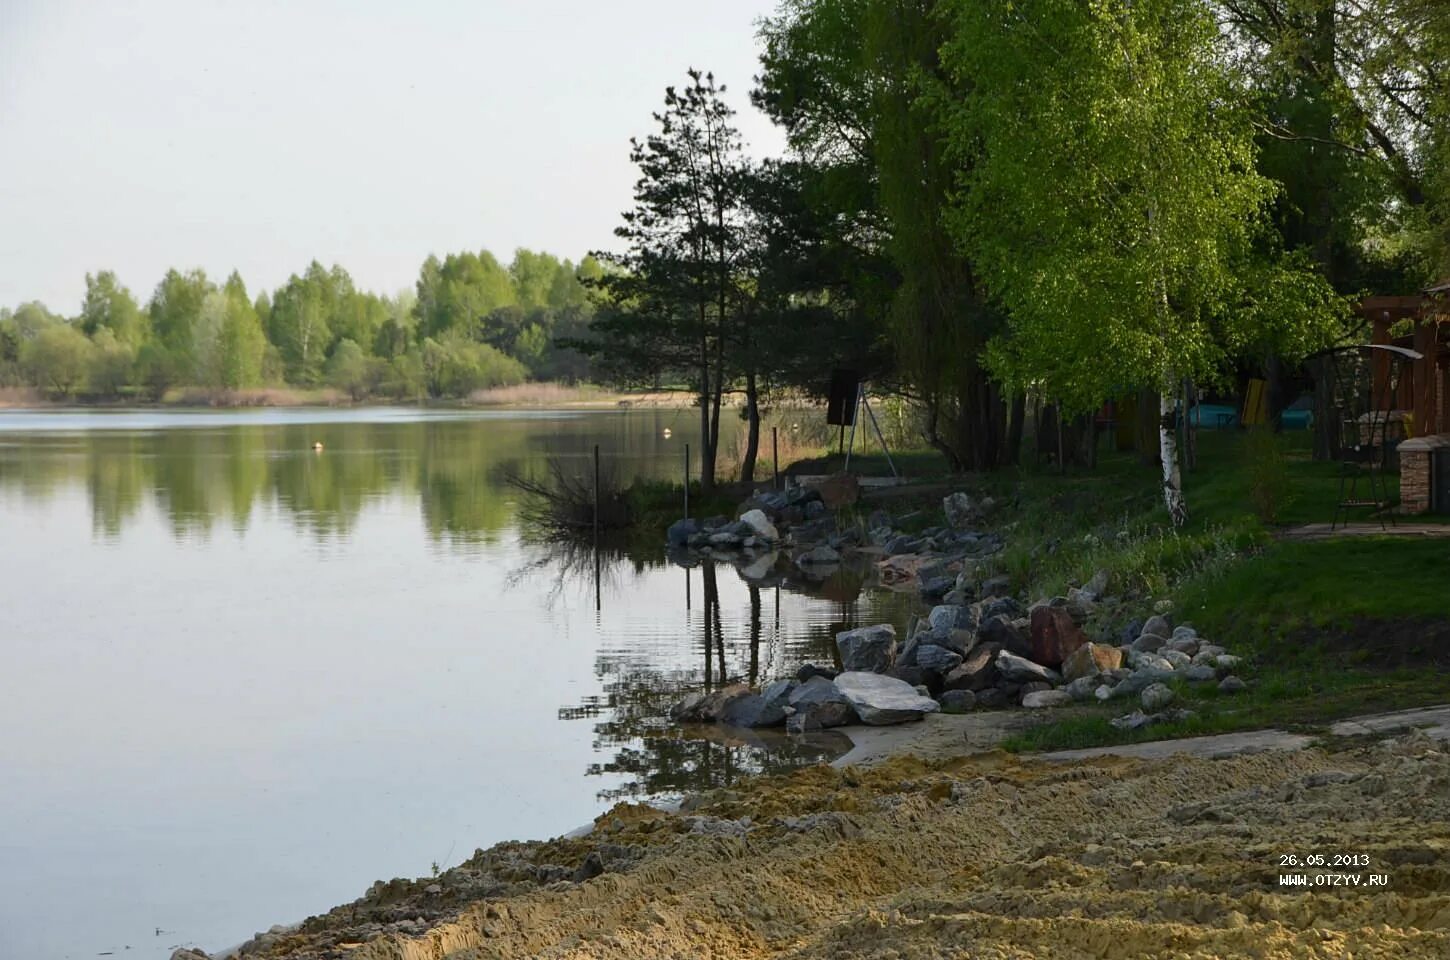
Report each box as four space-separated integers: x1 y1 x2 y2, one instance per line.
940 429 1450 754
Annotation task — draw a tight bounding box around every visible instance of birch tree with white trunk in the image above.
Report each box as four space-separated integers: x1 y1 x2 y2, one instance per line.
936 0 1340 525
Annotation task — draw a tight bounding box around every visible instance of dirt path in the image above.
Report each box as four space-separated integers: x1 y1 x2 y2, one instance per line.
239 725 1450 960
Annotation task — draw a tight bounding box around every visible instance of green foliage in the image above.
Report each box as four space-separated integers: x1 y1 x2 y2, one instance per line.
81 271 147 347
88 328 134 398
938 0 1336 412
23 324 93 396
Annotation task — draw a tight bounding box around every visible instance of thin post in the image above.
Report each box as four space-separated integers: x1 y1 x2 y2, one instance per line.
593 443 600 543
844 384 862 472
772 426 779 490
683 442 690 518
862 393 898 478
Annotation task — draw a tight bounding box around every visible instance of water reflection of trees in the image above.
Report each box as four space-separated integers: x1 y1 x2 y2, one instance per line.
0 418 670 544
563 556 916 801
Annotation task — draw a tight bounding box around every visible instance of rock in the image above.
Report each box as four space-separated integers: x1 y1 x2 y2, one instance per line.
979 614 1030 659
920 575 955 600
810 473 860 509
887 665 930 691
1128 651 1175 673
667 518 700 547
1166 637 1199 656
573 851 605 882
738 509 778 542
995 650 1062 685
1131 632 1167 653
671 683 752 722
1061 642 1123 682
1160 649 1192 670
1171 625 1198 640
1152 599 1175 615
913 684 932 698
171 951 212 960
1184 664 1216 683
1065 676 1100 701
787 677 856 730
1219 675 1247 694
836 624 897 673
1110 710 1154 731
1028 604 1090 668
1094 684 1115 701
942 643 1001 692
868 509 892 529
1020 679 1053 696
1142 614 1172 639
939 689 976 713
796 663 838 683
798 544 842 566
1065 587 1097 620
916 644 964 674
1215 654 1244 672
1023 689 1072 708
943 491 975 528
1108 668 1177 699
720 693 787 728
709 531 742 548
1140 682 1175 712
975 687 1009 709
833 671 941 725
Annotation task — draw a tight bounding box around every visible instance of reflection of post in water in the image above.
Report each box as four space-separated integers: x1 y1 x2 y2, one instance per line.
701 562 727 689
747 583 762 686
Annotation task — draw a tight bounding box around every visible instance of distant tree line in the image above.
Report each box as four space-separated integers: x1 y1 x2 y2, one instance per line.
580 0 1449 517
0 250 602 400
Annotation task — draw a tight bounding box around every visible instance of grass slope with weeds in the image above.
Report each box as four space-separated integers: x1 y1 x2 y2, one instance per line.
986 432 1450 753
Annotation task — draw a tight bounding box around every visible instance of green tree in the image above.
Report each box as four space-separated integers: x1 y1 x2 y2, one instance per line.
148 269 213 372
939 0 1340 523
23 324 93 396
215 272 267 389
88 328 134 397
584 70 753 492
326 338 371 399
414 251 516 339
80 272 147 347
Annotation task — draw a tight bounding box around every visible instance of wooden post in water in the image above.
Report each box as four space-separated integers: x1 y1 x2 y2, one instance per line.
773 426 779 490
683 442 690 518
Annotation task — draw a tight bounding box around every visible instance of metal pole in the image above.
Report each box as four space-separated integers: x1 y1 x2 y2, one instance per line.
593 443 600 542
683 442 690 518
862 393 899 478
772 426 779 490
844 384 862 472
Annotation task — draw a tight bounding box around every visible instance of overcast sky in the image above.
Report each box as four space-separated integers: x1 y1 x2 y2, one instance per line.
0 0 785 312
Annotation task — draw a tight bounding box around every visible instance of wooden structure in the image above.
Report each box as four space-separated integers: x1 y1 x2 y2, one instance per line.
1359 283 1450 512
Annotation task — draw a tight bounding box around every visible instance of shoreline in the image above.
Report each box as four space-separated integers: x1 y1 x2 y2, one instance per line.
212 705 1450 960
0 386 701 412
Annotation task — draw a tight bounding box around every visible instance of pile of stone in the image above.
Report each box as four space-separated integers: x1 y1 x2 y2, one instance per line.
671 576 1250 733
667 481 1005 595
667 487 1250 734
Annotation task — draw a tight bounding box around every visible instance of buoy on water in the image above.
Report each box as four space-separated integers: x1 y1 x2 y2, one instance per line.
662 427 672 439
313 441 324 452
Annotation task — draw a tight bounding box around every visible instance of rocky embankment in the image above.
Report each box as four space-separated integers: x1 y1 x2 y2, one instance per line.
669 481 1250 734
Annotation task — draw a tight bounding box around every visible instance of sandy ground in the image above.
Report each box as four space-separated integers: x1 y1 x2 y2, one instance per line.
233 713 1450 960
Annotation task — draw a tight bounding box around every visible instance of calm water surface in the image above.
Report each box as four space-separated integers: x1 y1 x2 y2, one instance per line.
0 407 909 959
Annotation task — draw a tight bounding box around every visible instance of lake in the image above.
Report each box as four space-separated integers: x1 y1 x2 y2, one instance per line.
0 407 910 960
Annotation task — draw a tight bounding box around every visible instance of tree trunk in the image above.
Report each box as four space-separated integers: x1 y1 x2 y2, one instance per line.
740 371 760 483
1003 391 1026 465
698 310 715 495
1158 381 1188 527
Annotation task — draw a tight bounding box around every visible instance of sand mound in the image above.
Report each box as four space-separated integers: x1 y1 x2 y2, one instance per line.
243 734 1450 959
